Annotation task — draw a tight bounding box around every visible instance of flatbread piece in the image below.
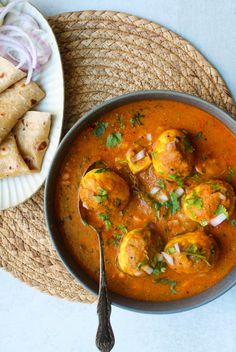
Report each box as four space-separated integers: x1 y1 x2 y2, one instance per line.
14 111 51 170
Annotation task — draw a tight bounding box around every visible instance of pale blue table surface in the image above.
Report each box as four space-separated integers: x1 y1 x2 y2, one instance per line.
1 1 236 351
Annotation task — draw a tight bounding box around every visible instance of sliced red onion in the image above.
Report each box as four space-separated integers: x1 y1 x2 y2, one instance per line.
162 252 174 266
219 193 226 200
0 0 51 83
142 265 153 275
174 243 180 253
30 30 52 65
146 133 152 141
175 187 184 197
5 10 40 30
0 25 37 68
150 186 160 195
210 213 227 227
132 149 146 162
0 0 24 24
0 37 33 82
166 141 176 151
159 192 169 202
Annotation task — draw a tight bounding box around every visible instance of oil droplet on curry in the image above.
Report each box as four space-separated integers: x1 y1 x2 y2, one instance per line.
56 100 236 301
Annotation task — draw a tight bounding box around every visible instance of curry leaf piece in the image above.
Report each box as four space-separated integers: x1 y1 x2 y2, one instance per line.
93 121 108 137
106 132 122 148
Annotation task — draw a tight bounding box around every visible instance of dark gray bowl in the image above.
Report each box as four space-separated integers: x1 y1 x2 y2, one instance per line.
45 90 236 314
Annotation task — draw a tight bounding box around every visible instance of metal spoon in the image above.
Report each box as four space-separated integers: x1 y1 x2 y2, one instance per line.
78 162 115 352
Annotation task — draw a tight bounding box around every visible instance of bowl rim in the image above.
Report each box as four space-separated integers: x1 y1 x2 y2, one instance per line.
45 89 236 314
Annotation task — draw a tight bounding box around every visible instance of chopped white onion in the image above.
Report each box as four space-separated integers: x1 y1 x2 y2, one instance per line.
132 149 146 162
159 192 169 202
146 133 152 141
142 265 153 275
219 193 226 200
166 141 176 151
82 203 89 210
134 271 142 277
150 186 160 195
162 252 174 266
174 243 180 253
210 213 227 227
175 187 184 197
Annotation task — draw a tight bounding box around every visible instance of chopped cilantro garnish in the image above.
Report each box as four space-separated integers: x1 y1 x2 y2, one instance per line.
227 166 234 182
154 201 162 218
154 278 177 294
211 183 221 191
152 261 166 277
231 219 236 226
191 173 200 181
99 213 111 230
95 168 112 173
183 135 194 152
157 179 165 189
156 237 164 251
186 190 203 210
194 131 204 140
138 259 148 269
168 174 184 186
200 219 208 227
106 132 122 148
169 191 181 214
116 115 125 129
114 198 121 207
93 121 108 137
117 224 128 234
112 234 123 247
185 244 211 266
166 246 177 254
94 188 108 203
215 204 229 219
130 111 144 127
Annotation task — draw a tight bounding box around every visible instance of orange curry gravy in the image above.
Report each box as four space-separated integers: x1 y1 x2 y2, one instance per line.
55 100 236 301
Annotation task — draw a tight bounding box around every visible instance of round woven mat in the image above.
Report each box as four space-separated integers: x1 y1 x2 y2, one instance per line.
0 11 235 302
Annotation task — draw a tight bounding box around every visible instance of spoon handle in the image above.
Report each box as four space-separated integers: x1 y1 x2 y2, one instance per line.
95 230 115 352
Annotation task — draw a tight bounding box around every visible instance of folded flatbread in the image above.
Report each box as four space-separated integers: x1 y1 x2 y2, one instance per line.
0 57 26 94
0 133 30 179
0 78 45 144
14 111 51 170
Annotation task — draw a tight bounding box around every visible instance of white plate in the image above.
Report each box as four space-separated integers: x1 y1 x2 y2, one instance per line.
0 1 64 210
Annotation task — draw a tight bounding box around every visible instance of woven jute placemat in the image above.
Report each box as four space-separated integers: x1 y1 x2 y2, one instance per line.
0 11 235 302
